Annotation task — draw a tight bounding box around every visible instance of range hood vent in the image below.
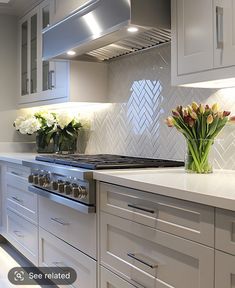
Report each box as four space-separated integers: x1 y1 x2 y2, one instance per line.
43 0 171 62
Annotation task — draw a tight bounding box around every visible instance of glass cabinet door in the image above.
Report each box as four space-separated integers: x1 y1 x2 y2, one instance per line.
30 14 37 94
42 3 51 92
21 21 28 96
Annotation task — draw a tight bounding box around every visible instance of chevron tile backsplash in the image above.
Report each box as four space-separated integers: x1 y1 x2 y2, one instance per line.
86 43 235 170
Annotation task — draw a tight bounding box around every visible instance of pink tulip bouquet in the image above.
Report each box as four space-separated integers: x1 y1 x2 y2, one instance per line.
166 102 231 173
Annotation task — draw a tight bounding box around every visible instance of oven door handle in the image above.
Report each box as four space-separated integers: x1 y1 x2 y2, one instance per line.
28 185 95 214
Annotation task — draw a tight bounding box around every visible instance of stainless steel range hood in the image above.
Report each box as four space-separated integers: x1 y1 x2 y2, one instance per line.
43 0 171 62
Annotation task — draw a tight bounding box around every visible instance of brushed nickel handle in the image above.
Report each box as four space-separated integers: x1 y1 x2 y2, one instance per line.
11 196 23 204
127 253 158 269
48 70 55 89
13 230 24 238
216 6 224 49
26 78 29 94
50 217 69 226
10 171 24 177
127 204 155 214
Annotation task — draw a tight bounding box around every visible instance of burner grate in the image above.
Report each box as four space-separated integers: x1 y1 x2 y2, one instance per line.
35 154 184 170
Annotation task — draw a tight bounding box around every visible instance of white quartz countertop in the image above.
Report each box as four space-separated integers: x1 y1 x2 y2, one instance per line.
0 153 36 164
94 168 235 211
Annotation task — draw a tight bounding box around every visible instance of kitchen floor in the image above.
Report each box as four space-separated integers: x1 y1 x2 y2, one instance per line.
0 242 43 288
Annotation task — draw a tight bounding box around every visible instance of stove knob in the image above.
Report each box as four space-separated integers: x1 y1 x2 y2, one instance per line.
38 176 45 187
65 184 72 195
72 186 79 198
28 174 34 183
51 181 58 191
58 182 65 193
80 187 88 199
33 175 39 185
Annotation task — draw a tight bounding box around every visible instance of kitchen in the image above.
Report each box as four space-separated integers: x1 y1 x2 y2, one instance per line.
0 0 235 287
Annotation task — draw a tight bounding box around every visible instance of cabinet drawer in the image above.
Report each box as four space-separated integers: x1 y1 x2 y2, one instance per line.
6 209 38 265
215 250 235 288
6 164 30 179
100 182 214 246
39 228 96 288
100 212 214 288
6 173 37 223
39 196 96 258
216 208 235 255
101 267 136 288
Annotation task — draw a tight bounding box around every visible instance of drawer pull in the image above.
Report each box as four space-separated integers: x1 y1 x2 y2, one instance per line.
50 217 70 226
10 171 24 177
13 230 24 238
12 196 23 204
127 204 155 214
127 253 158 269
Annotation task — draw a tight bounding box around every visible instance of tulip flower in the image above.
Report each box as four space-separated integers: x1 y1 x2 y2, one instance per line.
199 104 205 114
192 102 199 112
182 107 189 117
165 117 174 127
207 114 213 124
190 111 197 120
229 116 235 123
223 111 231 117
172 109 180 117
212 103 220 113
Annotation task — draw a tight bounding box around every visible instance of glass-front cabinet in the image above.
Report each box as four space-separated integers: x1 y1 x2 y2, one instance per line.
18 0 68 106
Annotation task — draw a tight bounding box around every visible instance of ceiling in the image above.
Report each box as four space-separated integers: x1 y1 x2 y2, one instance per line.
0 0 42 17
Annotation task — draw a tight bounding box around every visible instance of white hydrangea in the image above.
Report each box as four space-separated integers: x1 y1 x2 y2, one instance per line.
41 112 56 127
18 117 41 135
56 112 74 129
14 116 26 130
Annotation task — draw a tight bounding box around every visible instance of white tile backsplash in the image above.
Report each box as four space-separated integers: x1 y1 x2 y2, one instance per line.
86 43 235 169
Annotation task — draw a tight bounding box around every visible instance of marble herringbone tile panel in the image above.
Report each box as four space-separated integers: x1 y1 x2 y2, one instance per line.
86 43 235 170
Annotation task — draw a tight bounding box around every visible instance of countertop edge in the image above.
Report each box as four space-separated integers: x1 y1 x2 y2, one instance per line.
94 171 235 211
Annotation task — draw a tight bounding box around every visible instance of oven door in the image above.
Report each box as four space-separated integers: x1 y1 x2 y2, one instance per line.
28 185 95 214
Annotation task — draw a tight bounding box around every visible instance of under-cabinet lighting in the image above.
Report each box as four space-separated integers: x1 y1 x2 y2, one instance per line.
181 78 235 89
20 102 112 116
127 27 139 33
67 50 76 56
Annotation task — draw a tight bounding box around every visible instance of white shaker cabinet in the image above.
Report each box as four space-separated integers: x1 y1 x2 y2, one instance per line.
174 0 214 75
18 0 68 106
171 0 235 87
215 250 235 288
214 0 235 67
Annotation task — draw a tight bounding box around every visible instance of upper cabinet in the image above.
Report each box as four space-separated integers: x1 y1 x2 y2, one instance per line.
18 0 107 107
51 0 90 25
18 0 68 106
171 0 235 88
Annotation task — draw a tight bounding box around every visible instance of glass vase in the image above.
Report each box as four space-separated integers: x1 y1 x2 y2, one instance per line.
54 133 77 154
185 139 214 173
36 132 55 153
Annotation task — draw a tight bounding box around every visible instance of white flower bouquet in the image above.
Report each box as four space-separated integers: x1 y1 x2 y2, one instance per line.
14 111 82 153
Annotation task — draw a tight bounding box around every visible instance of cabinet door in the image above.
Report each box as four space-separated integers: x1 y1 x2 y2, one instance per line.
176 0 214 75
37 0 68 104
20 19 29 96
39 228 96 288
215 250 235 288
214 0 235 67
215 208 235 255
100 212 214 288
19 7 39 104
51 0 93 25
100 267 136 288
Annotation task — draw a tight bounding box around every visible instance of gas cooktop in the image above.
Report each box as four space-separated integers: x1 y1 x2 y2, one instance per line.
35 154 184 170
